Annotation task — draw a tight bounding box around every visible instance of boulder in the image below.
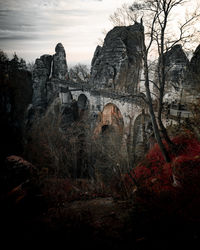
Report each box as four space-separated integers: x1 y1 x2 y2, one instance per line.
4 155 37 191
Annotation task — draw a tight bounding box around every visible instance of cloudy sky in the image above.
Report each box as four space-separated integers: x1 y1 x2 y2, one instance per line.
0 0 135 66
0 0 199 67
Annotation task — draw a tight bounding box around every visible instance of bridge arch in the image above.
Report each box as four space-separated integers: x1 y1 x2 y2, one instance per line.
133 113 151 142
132 112 152 162
94 103 124 137
77 94 89 110
77 93 89 118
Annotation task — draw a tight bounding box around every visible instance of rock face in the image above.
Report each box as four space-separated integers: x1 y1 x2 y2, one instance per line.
4 155 36 191
189 45 200 74
90 22 144 93
30 43 80 126
32 55 52 109
163 44 200 101
164 44 189 91
186 44 200 90
32 43 68 110
52 43 68 80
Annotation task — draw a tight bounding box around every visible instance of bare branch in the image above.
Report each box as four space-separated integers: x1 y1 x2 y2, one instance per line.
140 79 160 91
119 93 149 104
166 13 200 50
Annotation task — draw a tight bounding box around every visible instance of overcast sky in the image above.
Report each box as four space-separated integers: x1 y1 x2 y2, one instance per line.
0 0 135 66
0 0 199 67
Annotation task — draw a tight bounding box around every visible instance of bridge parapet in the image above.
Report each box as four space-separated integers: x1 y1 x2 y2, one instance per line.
170 108 191 118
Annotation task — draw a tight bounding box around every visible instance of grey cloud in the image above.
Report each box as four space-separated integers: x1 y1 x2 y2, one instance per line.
0 28 40 43
0 9 38 32
52 9 93 16
0 34 37 41
0 0 56 10
0 0 108 63
0 8 93 34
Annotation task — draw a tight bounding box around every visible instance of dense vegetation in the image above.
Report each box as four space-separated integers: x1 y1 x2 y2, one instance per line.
0 51 32 162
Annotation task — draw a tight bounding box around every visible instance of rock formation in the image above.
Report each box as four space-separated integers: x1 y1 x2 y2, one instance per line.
164 44 189 91
186 44 200 90
30 43 81 126
189 45 200 74
4 155 36 191
32 55 52 109
162 44 200 101
52 43 68 80
32 43 68 110
90 22 144 93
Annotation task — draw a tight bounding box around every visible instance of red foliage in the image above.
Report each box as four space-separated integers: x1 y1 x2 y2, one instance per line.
126 134 200 198
172 155 200 189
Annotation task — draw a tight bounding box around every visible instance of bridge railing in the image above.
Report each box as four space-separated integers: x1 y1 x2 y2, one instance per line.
169 108 191 118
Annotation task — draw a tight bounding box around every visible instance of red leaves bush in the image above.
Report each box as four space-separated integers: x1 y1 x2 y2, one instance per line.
126 133 200 198
172 155 200 190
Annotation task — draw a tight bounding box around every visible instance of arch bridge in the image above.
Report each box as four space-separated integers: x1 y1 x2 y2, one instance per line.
59 83 153 162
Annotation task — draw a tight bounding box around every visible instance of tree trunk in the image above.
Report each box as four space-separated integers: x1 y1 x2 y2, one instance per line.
158 24 174 148
157 84 174 147
142 37 170 162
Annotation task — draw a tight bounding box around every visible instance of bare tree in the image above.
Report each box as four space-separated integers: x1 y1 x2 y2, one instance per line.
27 61 35 73
97 4 137 46
129 0 200 162
109 3 136 26
24 109 92 179
69 63 90 83
0 50 8 63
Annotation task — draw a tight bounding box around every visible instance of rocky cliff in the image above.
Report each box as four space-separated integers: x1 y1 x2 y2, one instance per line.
186 44 200 91
164 44 189 92
30 43 80 126
32 43 68 111
52 43 68 80
163 44 200 101
32 55 52 109
90 22 144 93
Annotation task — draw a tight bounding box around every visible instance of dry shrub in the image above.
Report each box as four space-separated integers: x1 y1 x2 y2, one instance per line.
24 109 92 179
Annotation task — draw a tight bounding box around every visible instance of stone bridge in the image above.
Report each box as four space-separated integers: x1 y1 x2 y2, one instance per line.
59 83 152 161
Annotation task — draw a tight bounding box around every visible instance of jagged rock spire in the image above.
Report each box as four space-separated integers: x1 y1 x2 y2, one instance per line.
52 43 68 81
89 23 144 94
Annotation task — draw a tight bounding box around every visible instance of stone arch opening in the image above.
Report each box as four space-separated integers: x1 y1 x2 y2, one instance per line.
94 103 124 137
77 94 89 118
102 103 124 132
92 103 126 183
101 125 109 134
132 112 152 162
77 94 88 110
